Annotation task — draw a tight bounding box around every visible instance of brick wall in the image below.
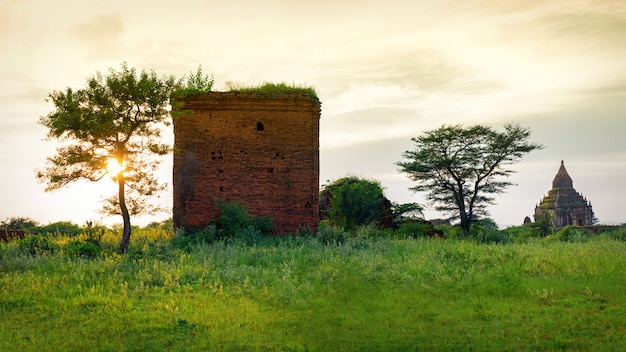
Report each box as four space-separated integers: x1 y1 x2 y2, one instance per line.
173 92 321 234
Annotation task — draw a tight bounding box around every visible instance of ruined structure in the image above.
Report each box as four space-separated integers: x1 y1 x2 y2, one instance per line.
173 91 320 234
534 161 595 227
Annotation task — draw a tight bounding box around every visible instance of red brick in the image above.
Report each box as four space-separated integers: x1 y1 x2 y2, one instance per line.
173 92 320 234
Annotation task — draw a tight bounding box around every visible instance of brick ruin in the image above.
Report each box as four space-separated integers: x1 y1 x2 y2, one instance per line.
173 91 321 234
534 160 595 227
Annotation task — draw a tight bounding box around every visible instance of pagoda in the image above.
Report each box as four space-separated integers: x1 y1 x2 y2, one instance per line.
534 161 595 227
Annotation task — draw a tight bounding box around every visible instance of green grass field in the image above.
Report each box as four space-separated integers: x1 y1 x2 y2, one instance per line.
1 228 625 351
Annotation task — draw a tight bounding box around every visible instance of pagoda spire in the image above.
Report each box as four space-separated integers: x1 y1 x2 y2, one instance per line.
552 160 573 189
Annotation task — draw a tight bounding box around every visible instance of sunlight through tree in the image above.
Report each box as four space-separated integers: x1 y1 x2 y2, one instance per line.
37 63 179 253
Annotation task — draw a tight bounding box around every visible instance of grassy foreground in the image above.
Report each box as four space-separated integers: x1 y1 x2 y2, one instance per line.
1 230 625 351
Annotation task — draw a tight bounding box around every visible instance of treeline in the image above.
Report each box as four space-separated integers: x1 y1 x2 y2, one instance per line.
2 199 626 262
0 216 172 237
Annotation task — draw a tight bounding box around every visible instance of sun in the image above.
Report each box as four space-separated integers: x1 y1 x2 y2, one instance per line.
106 158 125 175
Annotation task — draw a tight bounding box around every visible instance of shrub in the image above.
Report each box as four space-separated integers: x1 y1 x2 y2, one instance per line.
17 235 60 256
395 221 434 239
252 216 275 234
320 176 392 231
317 223 346 245
292 225 316 238
173 225 217 250
502 225 542 242
476 230 512 244
552 226 593 243
352 223 384 239
471 219 512 244
1 217 38 231
600 226 626 241
213 198 274 241
38 221 83 236
64 239 100 258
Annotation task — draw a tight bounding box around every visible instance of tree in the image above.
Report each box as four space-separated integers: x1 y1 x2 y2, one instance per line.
397 124 543 237
37 63 179 253
319 176 392 231
390 202 424 224
0 217 39 231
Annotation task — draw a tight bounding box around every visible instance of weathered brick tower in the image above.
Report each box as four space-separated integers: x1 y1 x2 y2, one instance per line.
173 91 321 234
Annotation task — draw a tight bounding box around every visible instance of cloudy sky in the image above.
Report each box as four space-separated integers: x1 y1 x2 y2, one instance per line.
1 0 625 228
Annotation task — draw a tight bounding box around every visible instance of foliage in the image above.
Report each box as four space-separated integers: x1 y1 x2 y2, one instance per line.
390 201 424 224
320 176 390 232
394 220 436 239
471 219 513 244
64 239 100 258
316 221 346 244
212 198 274 243
226 81 318 99
532 212 554 236
17 235 60 256
37 62 178 253
179 65 214 94
397 123 543 236
0 217 38 231
599 226 626 241
550 226 593 243
38 221 83 236
173 225 217 250
351 222 387 239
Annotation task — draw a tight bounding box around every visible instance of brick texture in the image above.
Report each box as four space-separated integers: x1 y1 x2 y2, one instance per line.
173 92 320 234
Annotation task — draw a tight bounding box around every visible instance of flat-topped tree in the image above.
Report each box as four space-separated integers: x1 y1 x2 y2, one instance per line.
37 63 179 253
397 124 543 237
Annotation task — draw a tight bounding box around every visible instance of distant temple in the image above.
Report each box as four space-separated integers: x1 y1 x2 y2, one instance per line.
534 160 595 227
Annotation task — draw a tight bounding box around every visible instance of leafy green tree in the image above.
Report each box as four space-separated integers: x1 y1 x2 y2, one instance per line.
397 124 543 237
531 212 554 237
38 221 83 236
0 217 38 231
390 202 424 224
37 63 178 253
320 177 391 232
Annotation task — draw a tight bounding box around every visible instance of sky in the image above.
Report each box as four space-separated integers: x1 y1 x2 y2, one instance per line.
1 0 625 228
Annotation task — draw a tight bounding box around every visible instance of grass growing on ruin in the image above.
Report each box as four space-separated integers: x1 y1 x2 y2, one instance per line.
1 229 625 351
226 81 318 99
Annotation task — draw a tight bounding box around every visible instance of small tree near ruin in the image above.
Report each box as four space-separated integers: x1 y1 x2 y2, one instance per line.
37 63 178 253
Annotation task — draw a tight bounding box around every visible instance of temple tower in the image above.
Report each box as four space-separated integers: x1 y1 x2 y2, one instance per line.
534 160 595 227
173 91 321 233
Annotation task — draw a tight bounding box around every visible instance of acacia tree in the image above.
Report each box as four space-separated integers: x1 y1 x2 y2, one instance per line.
397 124 543 237
37 63 179 253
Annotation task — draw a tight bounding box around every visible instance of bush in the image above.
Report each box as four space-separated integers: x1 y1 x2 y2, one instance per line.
352 223 384 239
551 226 593 243
319 177 391 231
600 226 626 241
1 217 38 231
213 198 274 242
17 235 60 256
252 216 275 234
38 221 83 236
502 225 542 242
173 225 217 250
317 223 346 245
395 221 433 239
471 219 512 244
64 239 100 258
292 225 316 238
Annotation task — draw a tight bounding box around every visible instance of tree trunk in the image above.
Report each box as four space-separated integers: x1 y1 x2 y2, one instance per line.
459 212 471 237
116 173 132 254
456 189 471 237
